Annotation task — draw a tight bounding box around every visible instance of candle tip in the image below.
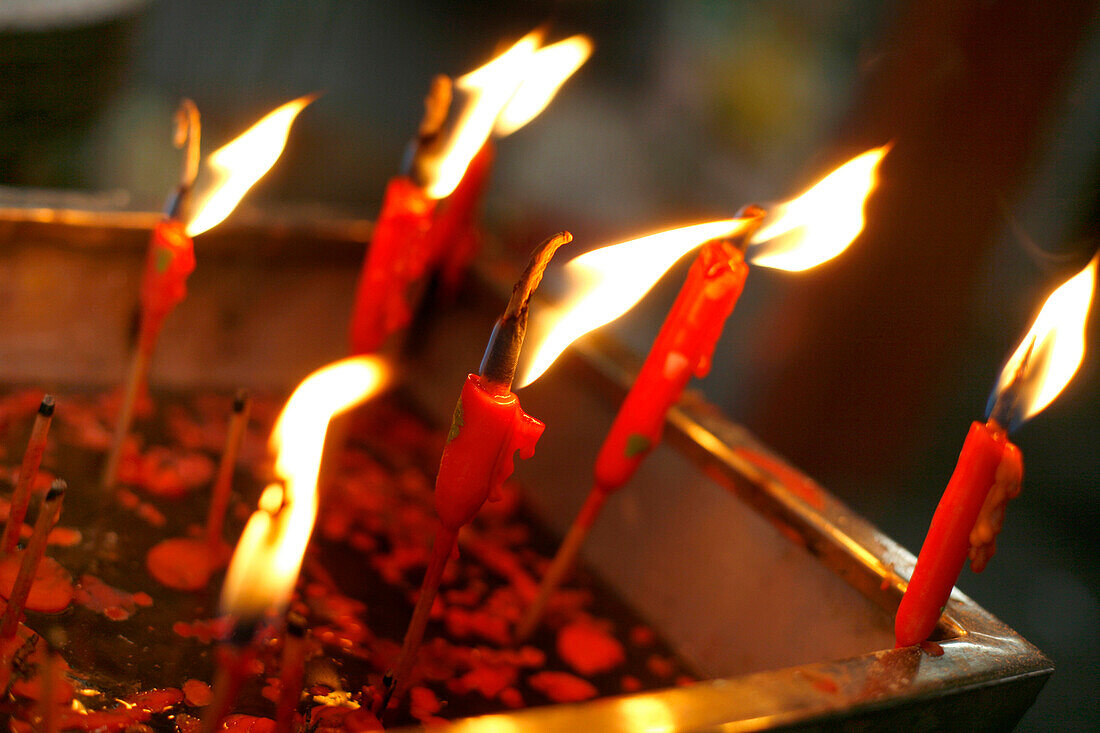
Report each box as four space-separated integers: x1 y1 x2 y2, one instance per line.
286 611 308 637
46 479 66 501
480 232 573 390
233 388 250 413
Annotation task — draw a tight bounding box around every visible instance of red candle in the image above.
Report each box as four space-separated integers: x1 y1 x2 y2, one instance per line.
349 32 591 354
102 96 311 490
593 236 751 490
382 233 570 709
895 255 1097 647
894 421 1012 647
348 175 437 354
516 233 753 641
137 218 196 356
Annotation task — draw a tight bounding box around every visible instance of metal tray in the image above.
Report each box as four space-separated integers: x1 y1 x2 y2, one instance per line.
0 198 1052 731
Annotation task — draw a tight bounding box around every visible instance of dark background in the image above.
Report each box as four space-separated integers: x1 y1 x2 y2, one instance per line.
2 1 1098 729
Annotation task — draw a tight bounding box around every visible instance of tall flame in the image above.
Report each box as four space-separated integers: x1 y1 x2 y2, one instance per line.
515 148 888 388
185 95 314 236
989 257 1097 427
516 219 753 388
749 147 888 271
219 356 387 621
494 36 594 136
423 32 591 199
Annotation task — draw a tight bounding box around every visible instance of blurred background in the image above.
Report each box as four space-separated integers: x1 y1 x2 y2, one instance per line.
2 1 1098 729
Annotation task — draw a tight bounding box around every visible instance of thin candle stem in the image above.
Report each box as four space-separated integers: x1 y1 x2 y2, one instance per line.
1 396 55 555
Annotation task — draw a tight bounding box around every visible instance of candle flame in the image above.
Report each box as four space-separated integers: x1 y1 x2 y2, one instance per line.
748 147 888 271
423 32 591 199
989 257 1097 428
185 95 314 236
516 219 754 388
513 149 887 389
494 36 593 136
219 356 387 621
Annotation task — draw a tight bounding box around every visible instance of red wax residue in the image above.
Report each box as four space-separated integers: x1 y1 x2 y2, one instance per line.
734 447 826 510
10 656 74 703
220 714 276 733
557 618 626 675
147 537 224 590
448 663 517 699
173 617 233 644
183 678 212 707
0 554 73 613
527 671 598 703
499 687 524 709
919 640 945 657
120 445 214 498
73 574 150 621
311 707 383 732
646 654 675 679
969 441 1023 573
46 526 82 547
629 625 655 647
53 687 183 731
116 488 167 528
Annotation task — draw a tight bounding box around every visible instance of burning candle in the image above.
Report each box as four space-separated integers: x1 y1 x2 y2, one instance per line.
203 356 387 731
380 232 572 710
349 31 592 354
517 149 888 638
895 256 1097 648
101 95 314 491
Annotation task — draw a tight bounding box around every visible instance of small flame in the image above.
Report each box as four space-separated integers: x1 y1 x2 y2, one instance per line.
494 36 593 136
186 95 314 236
749 147 888 271
423 32 590 199
219 356 387 621
989 257 1097 427
516 219 753 388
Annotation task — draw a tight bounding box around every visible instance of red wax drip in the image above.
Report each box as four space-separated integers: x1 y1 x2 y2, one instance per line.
556 618 626 676
0 554 73 614
527 671 598 703
146 537 226 591
895 421 1013 647
138 219 195 355
433 375 544 532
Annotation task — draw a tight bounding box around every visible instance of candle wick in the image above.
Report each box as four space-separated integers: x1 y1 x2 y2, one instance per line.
166 98 202 221
479 231 572 391
988 338 1035 429
405 75 454 186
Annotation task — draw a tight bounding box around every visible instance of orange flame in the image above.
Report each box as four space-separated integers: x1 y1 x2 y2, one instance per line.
185 95 314 236
494 35 593 136
991 256 1097 426
515 148 888 388
516 219 753 388
749 147 888 271
219 356 387 620
422 32 591 199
